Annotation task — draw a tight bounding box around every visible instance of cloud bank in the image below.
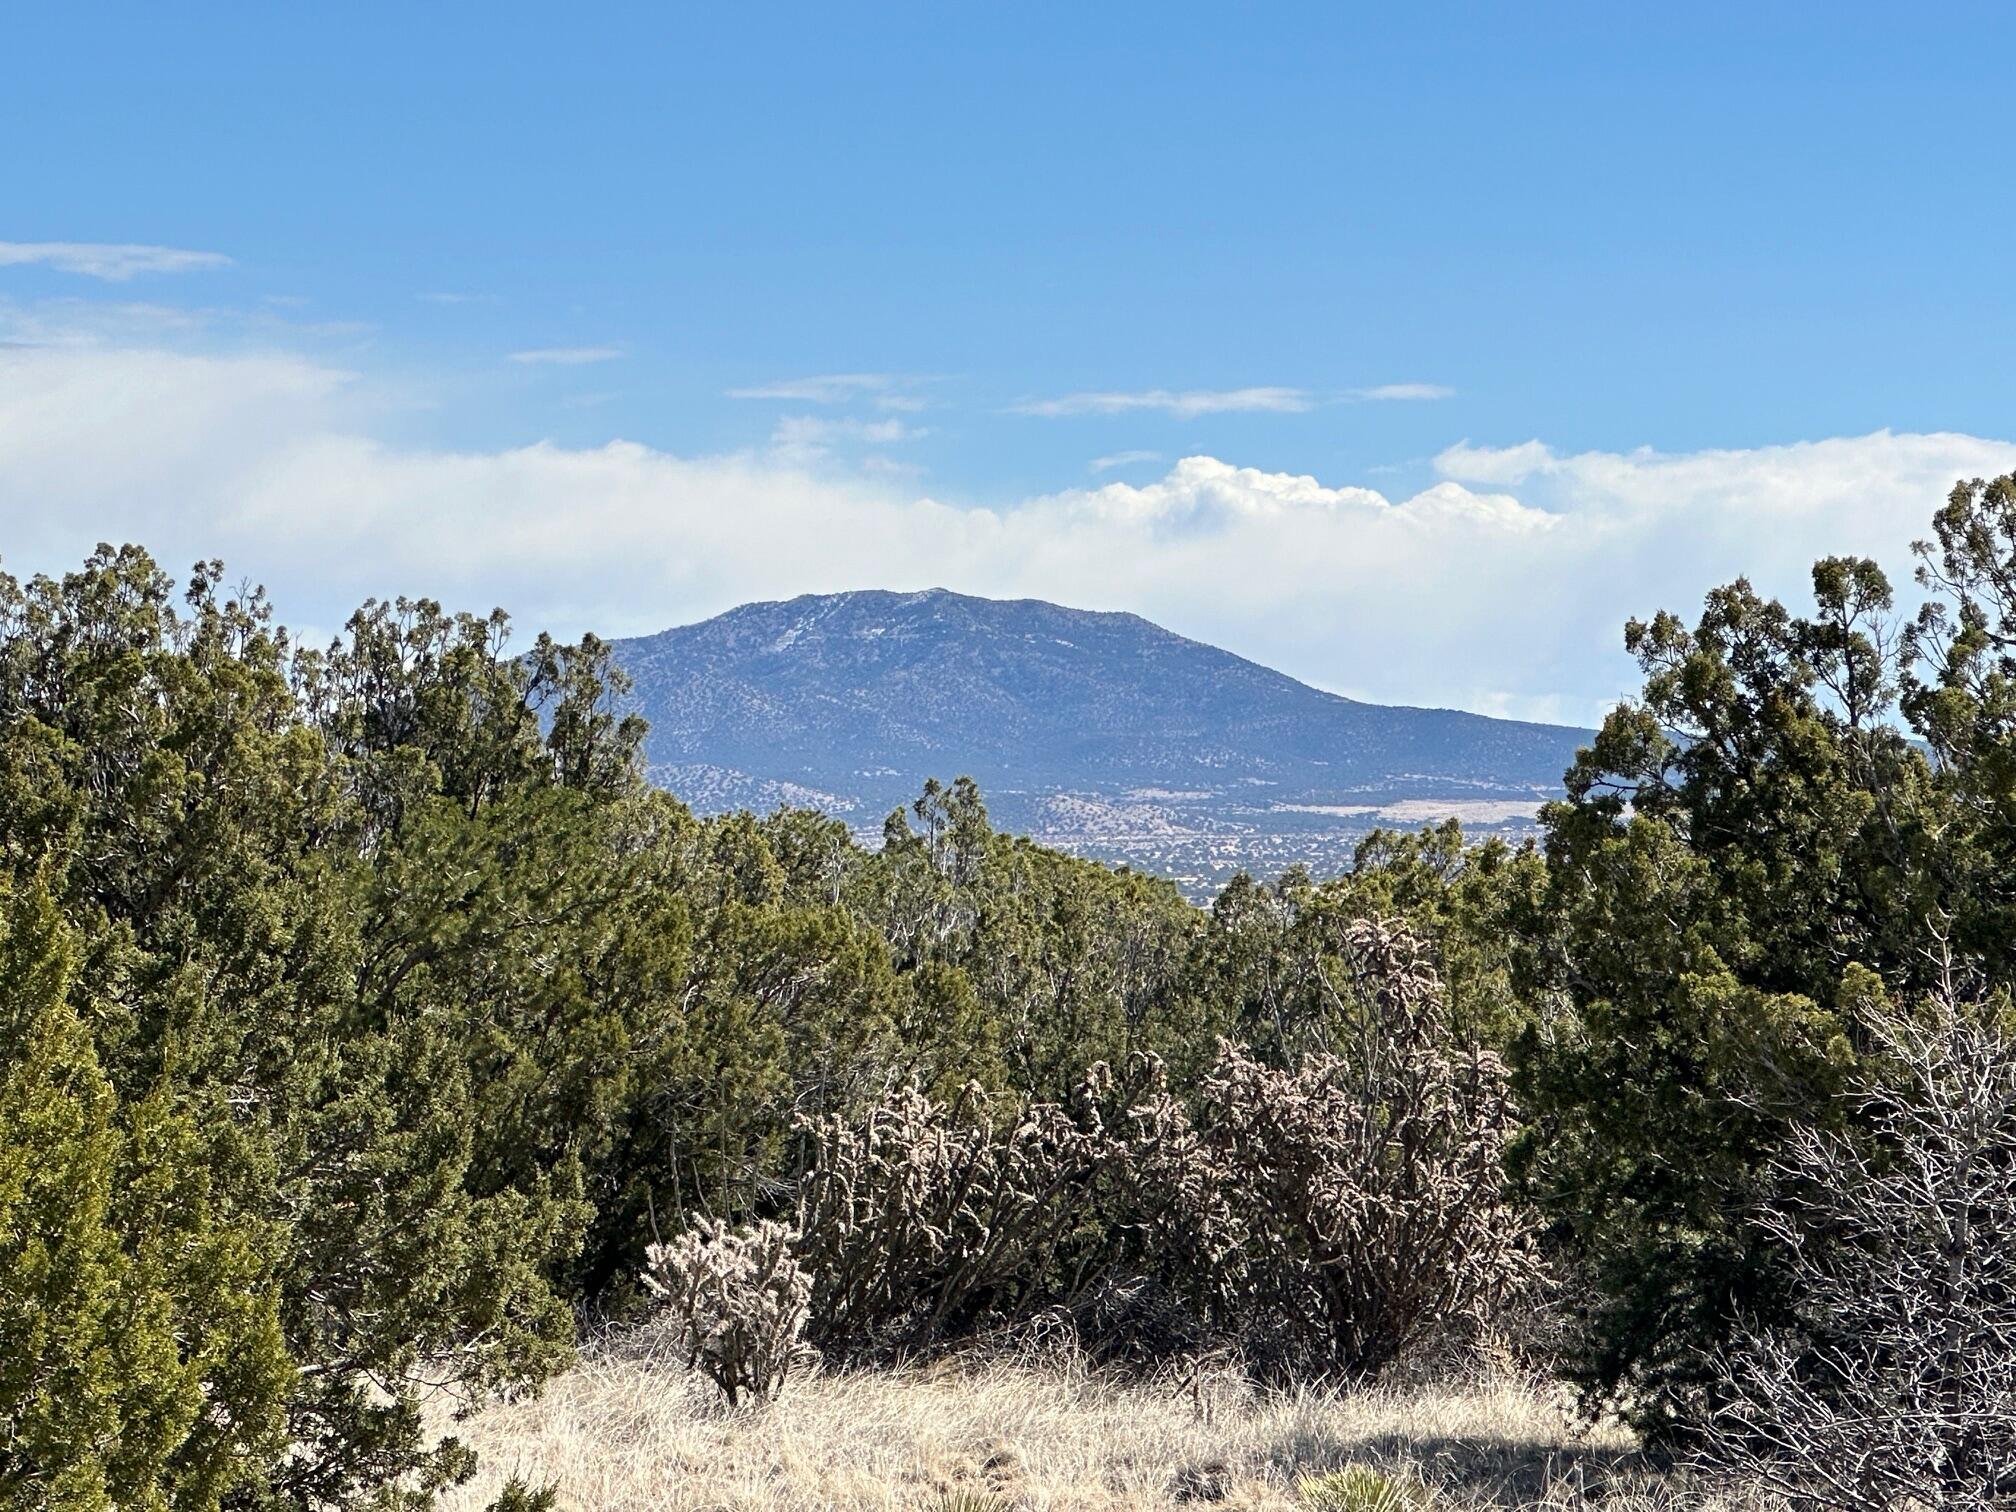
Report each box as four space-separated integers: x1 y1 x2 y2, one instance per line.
4 338 2013 726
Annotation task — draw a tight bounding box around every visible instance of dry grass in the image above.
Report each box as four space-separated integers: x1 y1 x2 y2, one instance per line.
433 1331 1760 1512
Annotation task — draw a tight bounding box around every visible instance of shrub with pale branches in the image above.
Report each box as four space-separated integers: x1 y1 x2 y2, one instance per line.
642 1218 814 1406
1700 985 2016 1510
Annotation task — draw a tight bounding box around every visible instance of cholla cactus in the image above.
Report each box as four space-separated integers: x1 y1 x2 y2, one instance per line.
779 919 1530 1377
792 1075 1111 1352
643 1218 814 1406
1110 1054 1250 1324
1124 918 1535 1380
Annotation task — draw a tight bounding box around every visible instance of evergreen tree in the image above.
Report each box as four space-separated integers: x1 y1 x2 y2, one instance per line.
0 875 289 1512
1509 548 1958 1436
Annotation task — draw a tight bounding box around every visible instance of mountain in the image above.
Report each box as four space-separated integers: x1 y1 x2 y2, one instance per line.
610 589 1591 896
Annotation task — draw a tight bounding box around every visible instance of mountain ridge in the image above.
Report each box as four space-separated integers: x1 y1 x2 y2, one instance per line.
610 587 1591 894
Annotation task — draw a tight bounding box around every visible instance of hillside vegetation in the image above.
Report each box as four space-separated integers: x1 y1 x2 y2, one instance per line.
10 474 2016 1509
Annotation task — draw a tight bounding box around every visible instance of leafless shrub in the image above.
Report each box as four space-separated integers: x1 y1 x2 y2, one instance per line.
642 1218 814 1406
1700 985 2016 1510
791 1075 1111 1354
1122 919 1538 1381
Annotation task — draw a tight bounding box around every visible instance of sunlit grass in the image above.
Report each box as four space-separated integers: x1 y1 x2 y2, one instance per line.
435 1330 1761 1511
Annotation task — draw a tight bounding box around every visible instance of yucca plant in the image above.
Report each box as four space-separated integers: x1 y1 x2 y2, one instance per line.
1297 1464 1434 1512
929 1493 1016 1512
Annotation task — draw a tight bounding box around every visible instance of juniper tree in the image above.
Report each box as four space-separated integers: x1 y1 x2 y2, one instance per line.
0 549 678 1507
1508 502 2015 1438
0 875 290 1512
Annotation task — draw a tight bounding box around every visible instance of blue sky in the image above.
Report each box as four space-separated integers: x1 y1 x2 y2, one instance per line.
6 4 2016 723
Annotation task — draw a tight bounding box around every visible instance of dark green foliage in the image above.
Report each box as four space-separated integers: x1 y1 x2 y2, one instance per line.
0 546 1225 1505
869 778 1200 1096
0 874 291 1512
482 1483 557 1512
0 551 662 1508
1173 829 1542 1084
1505 477 2016 1440
1506 561 1913 1435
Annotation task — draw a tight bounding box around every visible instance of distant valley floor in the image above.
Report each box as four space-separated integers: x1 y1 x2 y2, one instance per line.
652 763 1549 901
1028 794 1547 899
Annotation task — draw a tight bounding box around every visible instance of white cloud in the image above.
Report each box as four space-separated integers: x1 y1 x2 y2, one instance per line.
5 338 2014 726
0 242 234 280
0 295 378 352
1022 382 1448 416
0 298 211 347
507 345 623 366
1434 438 1553 484
1432 432 2016 549
1090 450 1162 472
1011 386 1312 419
1348 382 1455 401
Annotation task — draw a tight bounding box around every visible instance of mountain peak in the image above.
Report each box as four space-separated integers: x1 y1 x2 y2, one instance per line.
612 591 1588 897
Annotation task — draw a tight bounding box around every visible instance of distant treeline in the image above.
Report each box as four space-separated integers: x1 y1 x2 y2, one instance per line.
10 472 2016 1508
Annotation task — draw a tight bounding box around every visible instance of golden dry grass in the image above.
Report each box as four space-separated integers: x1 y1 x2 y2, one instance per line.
432 1331 1756 1512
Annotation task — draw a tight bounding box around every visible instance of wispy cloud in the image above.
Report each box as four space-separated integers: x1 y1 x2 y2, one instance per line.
1090 450 1163 472
1011 387 1312 419
0 241 234 281
1434 438 1553 484
508 345 623 366
419 290 501 306
1018 383 1451 416
728 373 931 411
730 373 891 402
774 415 923 445
0 297 211 347
0 294 378 351
1348 382 1455 402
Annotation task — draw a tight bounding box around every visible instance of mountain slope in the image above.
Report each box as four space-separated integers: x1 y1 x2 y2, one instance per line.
611 589 1590 892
